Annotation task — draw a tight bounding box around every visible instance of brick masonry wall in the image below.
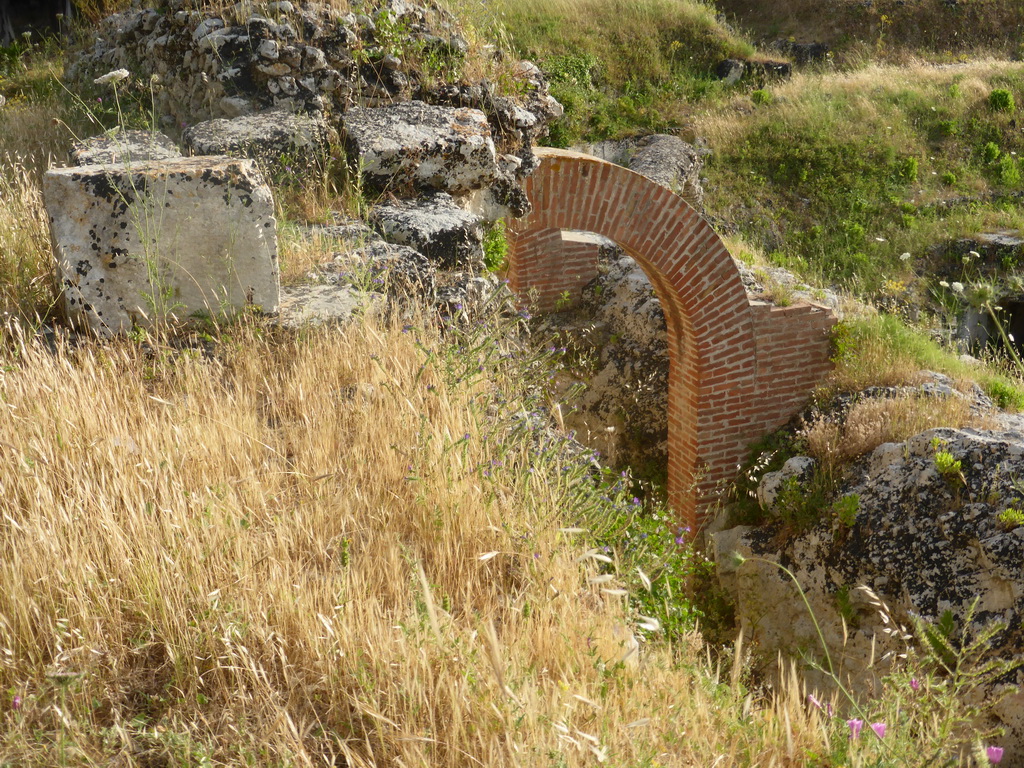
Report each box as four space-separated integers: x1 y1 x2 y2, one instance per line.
508 148 836 531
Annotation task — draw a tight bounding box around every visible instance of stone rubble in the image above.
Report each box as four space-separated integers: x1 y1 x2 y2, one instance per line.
63 0 558 186
183 109 333 179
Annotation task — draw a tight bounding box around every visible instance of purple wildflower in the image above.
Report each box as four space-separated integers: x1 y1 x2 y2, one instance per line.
987 746 1004 764
870 722 886 739
11 694 21 710
847 718 863 740
910 678 920 692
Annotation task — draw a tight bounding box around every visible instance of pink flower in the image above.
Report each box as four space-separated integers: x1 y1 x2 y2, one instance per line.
11 695 21 710
847 718 863 740
807 694 823 710
987 746 1004 764
910 677 920 692
870 722 886 739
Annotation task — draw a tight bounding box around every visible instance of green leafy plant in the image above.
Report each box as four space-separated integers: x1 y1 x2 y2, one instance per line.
996 506 1024 530
898 156 919 182
997 154 1021 185
751 88 773 105
834 493 860 527
934 450 964 486
989 88 1015 112
982 141 1001 163
482 219 509 271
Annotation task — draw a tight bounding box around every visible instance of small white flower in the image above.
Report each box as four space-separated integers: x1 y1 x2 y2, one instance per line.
969 250 981 259
951 282 964 294
875 237 887 242
939 280 950 288
94 68 129 85
900 252 911 261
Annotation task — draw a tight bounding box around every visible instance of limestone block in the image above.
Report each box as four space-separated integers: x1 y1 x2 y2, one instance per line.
183 110 331 179
276 284 372 329
342 101 498 194
70 128 183 166
370 193 483 270
43 156 279 336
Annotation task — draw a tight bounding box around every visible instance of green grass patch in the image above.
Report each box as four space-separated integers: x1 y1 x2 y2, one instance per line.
699 63 1024 295
455 0 757 144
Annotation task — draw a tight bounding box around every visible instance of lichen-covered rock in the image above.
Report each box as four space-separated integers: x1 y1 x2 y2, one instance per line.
756 456 816 516
713 427 1024 762
70 128 183 166
43 157 278 336
276 283 373 328
183 110 332 180
570 134 707 212
626 134 705 210
370 192 483 269
342 101 498 195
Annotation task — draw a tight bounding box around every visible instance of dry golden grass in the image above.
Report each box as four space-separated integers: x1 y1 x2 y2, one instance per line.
0 160 58 322
0 311 837 765
803 392 990 475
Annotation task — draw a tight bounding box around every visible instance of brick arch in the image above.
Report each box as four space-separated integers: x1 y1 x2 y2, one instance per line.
507 148 836 530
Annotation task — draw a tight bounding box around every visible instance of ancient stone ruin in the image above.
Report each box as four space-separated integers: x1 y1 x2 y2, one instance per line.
44 156 279 336
507 148 837 529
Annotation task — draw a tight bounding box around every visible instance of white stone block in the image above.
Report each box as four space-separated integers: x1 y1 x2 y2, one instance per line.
43 156 279 336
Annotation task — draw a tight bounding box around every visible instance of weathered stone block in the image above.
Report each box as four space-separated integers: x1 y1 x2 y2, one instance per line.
370 193 483 270
342 101 498 194
183 110 331 180
43 156 279 336
70 127 183 166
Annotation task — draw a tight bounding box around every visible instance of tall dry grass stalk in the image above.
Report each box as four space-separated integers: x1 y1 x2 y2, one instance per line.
0 309 829 765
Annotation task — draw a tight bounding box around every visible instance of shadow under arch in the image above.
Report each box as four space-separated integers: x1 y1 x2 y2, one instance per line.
507 148 836 531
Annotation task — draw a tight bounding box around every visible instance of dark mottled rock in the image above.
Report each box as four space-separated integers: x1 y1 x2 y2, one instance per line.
714 427 1024 762
627 134 705 210
370 192 484 270
183 110 331 179
715 58 745 83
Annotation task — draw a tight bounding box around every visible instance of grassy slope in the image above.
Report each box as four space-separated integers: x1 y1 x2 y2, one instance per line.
698 60 1024 294
0 8 1018 765
454 0 755 143
714 0 1024 60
